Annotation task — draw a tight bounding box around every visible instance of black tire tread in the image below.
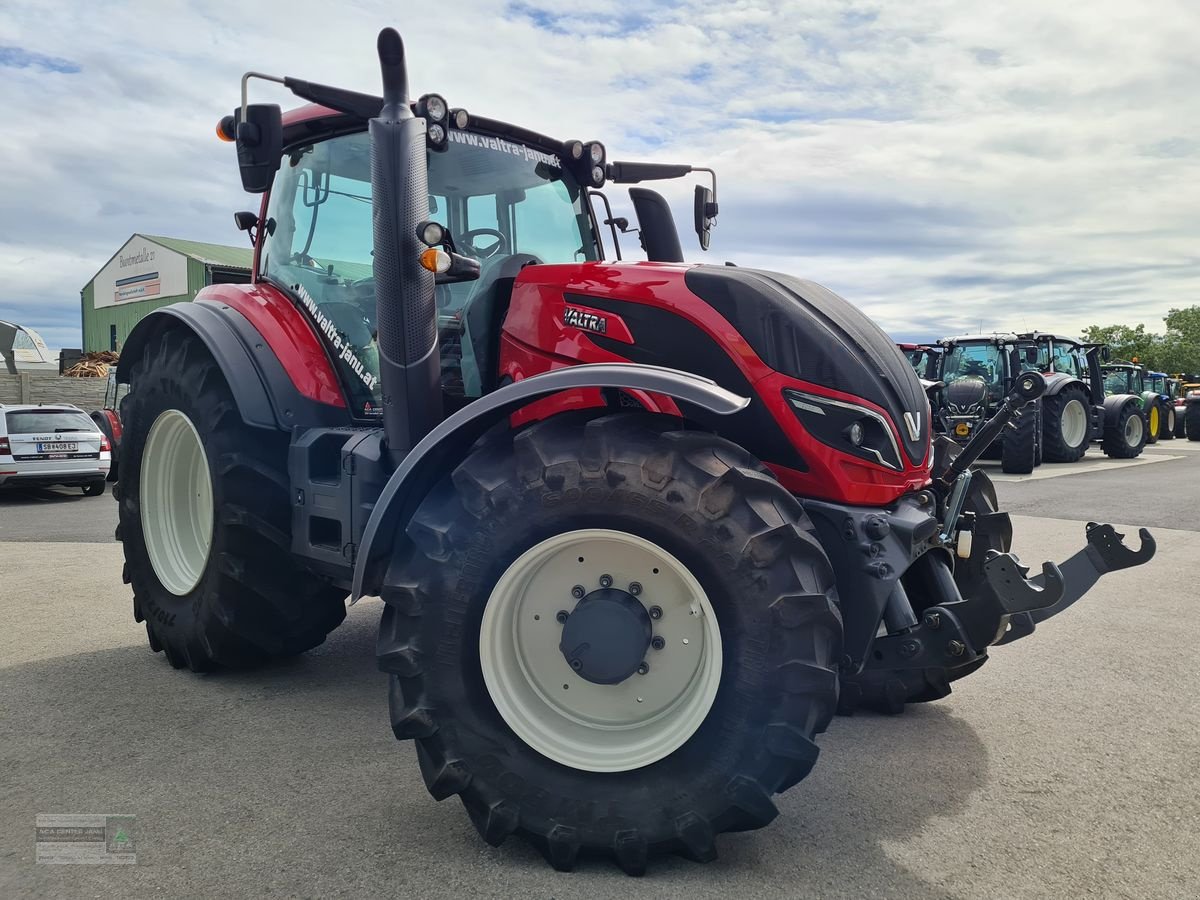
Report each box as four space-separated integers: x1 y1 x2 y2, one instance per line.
117 328 346 671
378 413 842 873
1041 386 1090 463
1102 401 1146 458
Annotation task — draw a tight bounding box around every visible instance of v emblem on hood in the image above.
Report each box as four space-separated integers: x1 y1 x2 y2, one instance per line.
903 412 922 442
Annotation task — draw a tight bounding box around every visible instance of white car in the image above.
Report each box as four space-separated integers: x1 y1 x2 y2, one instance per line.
0 403 111 495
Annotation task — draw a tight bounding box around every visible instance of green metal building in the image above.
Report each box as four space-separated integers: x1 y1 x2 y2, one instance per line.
80 234 252 352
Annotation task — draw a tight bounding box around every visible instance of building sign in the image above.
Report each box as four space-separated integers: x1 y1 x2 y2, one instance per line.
93 237 188 310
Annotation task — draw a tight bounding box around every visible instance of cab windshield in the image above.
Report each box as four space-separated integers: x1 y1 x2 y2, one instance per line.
942 343 1004 397
261 129 599 414
1104 369 1136 394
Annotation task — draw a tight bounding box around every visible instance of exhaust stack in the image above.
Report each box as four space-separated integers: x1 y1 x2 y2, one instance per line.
370 27 441 463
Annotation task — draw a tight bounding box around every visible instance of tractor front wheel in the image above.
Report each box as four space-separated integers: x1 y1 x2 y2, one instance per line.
378 414 842 873
116 329 346 671
1041 387 1091 462
1145 401 1160 444
1160 404 1176 440
1102 402 1146 458
1186 403 1200 441
1000 403 1038 474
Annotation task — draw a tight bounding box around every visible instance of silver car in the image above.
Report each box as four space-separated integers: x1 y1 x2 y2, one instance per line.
0 403 111 495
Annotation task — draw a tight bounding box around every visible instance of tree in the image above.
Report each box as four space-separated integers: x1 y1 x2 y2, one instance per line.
1079 323 1159 365
1081 305 1200 376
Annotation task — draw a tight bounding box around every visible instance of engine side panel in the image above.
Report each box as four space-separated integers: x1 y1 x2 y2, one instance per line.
500 262 932 506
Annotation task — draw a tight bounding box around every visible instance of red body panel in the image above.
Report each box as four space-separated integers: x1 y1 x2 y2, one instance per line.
101 408 122 443
195 282 346 408
499 262 931 506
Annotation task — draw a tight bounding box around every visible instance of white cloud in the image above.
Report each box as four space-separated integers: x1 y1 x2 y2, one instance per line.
0 0 1196 349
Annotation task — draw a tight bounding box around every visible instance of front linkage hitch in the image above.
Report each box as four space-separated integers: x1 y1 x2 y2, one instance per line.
861 371 1157 684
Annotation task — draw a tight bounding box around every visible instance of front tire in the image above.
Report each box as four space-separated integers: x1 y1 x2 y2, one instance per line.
1160 404 1176 440
1001 403 1037 474
1145 401 1160 444
1041 387 1091 462
1186 403 1200 441
378 414 842 873
1102 402 1146 458
117 328 346 671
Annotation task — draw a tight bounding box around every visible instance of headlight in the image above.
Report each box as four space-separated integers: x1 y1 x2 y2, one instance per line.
784 389 904 470
588 141 605 164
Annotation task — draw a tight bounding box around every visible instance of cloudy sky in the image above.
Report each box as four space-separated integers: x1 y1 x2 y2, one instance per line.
1 0 1197 349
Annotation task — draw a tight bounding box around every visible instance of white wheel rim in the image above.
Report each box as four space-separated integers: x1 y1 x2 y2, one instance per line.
140 409 213 596
1061 399 1088 447
1125 412 1143 445
479 529 723 773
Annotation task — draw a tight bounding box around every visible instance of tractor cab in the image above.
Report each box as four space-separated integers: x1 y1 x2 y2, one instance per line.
1100 361 1145 396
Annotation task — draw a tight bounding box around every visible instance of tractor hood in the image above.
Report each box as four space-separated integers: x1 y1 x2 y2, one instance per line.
684 266 930 466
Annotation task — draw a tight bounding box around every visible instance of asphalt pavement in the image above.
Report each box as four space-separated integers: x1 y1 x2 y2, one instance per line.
2 448 1198 899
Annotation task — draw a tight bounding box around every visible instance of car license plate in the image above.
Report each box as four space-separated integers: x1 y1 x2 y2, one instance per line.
37 442 78 453
955 423 970 437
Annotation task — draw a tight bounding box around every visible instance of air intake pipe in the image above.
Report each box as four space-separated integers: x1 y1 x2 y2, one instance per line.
370 27 441 464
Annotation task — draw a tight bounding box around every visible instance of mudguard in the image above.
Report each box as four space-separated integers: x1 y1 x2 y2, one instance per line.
115 301 351 432
1103 393 1142 425
350 363 749 600
1041 372 1088 397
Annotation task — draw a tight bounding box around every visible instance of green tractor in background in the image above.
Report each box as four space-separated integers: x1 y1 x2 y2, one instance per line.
1100 362 1167 446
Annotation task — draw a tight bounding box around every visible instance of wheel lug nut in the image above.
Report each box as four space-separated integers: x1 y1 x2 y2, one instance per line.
649 606 663 620
651 636 665 650
629 582 642 595
599 574 613 588
570 585 585 599
637 662 649 675
556 610 570 624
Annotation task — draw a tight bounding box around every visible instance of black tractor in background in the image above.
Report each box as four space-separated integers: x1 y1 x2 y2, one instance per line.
1020 334 1146 461
933 334 1042 474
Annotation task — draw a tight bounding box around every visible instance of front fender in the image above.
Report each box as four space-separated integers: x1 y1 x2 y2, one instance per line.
350 363 749 600
1042 372 1088 397
1103 393 1142 425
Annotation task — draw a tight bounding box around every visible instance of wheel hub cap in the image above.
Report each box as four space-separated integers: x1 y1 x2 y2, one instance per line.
559 589 652 684
478 528 723 772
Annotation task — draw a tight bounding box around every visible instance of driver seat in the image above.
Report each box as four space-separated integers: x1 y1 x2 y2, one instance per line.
460 253 538 397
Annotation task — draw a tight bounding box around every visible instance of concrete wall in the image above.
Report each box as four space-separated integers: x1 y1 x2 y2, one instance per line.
0 373 109 409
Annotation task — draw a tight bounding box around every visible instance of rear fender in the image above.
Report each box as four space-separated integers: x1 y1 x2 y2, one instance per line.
350 363 749 600
115 301 351 432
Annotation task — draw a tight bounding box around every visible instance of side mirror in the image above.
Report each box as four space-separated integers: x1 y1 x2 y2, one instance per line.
1100 345 1111 362
234 104 283 193
694 184 717 251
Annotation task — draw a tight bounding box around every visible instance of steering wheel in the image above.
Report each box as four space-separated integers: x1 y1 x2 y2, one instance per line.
460 228 508 259
289 252 326 270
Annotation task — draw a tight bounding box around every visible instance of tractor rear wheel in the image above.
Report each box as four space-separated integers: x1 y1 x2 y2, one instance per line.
1175 407 1187 438
378 414 842 873
1102 401 1146 458
1041 386 1090 462
1186 403 1200 441
1000 403 1037 474
116 329 346 671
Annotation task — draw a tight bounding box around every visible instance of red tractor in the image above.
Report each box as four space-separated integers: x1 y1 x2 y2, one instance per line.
113 30 1155 873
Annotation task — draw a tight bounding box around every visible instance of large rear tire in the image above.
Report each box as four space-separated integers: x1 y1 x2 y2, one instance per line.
1000 403 1037 474
1102 402 1146 458
378 414 842 873
117 329 346 671
1041 386 1091 462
